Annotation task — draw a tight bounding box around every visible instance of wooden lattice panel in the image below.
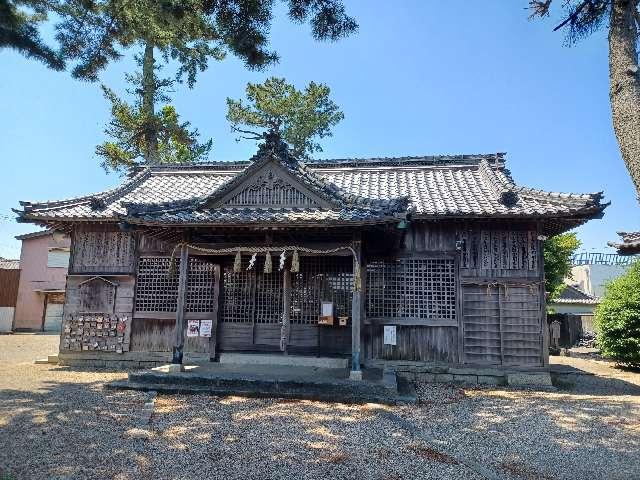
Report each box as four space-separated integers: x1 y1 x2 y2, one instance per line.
291 257 353 325
255 265 283 324
186 258 217 313
135 256 217 313
366 258 456 322
221 261 255 324
135 257 179 313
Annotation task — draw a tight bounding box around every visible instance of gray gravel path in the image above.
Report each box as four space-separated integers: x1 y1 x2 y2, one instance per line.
1 334 639 480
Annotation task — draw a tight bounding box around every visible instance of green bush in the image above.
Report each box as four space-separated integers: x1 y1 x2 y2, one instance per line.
595 262 640 368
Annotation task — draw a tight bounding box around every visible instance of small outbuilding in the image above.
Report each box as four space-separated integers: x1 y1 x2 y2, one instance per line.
15 137 608 375
13 230 70 332
0 258 20 332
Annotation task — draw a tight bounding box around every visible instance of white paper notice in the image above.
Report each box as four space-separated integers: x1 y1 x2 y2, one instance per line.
199 320 212 338
321 302 333 317
187 319 200 337
383 325 397 346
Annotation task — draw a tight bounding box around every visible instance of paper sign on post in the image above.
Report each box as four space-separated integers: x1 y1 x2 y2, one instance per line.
199 320 212 338
187 320 200 337
383 325 397 346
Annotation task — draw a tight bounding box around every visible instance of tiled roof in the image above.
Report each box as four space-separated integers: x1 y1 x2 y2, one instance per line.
15 230 52 240
0 258 20 269
608 231 640 255
16 141 607 232
552 284 599 305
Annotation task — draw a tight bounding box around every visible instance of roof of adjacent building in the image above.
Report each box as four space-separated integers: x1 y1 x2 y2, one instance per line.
608 231 640 255
0 258 20 269
15 138 608 233
551 284 599 305
15 230 52 241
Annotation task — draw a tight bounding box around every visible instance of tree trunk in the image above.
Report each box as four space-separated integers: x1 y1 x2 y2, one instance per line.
609 0 640 199
142 40 158 164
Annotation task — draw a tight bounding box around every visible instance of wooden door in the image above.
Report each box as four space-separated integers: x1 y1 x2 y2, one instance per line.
462 282 543 366
44 302 64 332
218 258 283 351
218 256 353 354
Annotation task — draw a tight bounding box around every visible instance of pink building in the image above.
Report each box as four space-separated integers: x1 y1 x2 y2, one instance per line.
13 230 70 331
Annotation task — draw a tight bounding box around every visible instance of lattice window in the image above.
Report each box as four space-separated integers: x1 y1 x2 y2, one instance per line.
291 257 353 325
186 258 217 313
220 256 353 325
366 258 456 322
221 259 256 323
135 256 217 313
135 257 179 313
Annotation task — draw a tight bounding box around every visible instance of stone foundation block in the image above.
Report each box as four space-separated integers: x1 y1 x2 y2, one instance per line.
453 374 478 385
434 374 454 383
507 373 553 388
478 375 506 386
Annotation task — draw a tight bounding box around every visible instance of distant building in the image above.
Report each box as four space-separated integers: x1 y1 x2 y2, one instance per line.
552 252 639 333
549 284 599 316
13 230 70 332
570 252 636 298
0 258 20 332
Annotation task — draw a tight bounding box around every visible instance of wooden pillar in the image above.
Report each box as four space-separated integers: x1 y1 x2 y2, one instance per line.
209 264 221 361
538 229 549 366
172 245 189 365
281 267 291 354
350 237 363 380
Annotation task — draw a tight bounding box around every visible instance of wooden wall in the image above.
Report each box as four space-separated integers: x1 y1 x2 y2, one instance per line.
0 269 20 307
71 225 135 274
62 275 135 352
63 222 546 367
364 221 545 367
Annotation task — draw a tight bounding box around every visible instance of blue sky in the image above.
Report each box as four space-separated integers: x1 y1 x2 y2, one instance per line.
1 1 636 258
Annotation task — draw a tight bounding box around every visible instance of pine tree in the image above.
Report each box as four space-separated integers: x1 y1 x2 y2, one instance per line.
1 0 63 69
529 1 640 200
96 79 212 172
226 77 344 158
54 1 357 165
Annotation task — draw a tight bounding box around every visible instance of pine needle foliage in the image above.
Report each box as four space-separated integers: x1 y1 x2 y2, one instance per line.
1 0 64 69
543 232 581 301
54 0 358 83
595 261 640 368
96 85 212 173
226 77 344 158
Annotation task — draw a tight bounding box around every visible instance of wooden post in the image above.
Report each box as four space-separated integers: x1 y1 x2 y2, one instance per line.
172 245 189 365
538 231 549 366
209 264 221 361
350 237 363 381
281 267 291 354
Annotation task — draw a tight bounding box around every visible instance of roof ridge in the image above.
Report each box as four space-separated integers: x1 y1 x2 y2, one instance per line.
132 153 508 172
90 168 152 210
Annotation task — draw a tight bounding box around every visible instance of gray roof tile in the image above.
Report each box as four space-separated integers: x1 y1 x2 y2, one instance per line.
17 149 606 231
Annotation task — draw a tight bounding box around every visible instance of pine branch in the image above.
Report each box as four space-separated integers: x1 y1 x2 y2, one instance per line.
552 0 592 31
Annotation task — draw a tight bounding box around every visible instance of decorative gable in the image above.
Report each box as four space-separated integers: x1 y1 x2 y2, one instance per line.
209 162 331 209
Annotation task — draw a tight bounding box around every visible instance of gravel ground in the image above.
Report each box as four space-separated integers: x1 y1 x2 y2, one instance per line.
1 334 639 480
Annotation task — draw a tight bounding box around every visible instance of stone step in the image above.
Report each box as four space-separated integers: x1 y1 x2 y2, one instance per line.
107 380 415 405
109 364 415 405
218 353 349 369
